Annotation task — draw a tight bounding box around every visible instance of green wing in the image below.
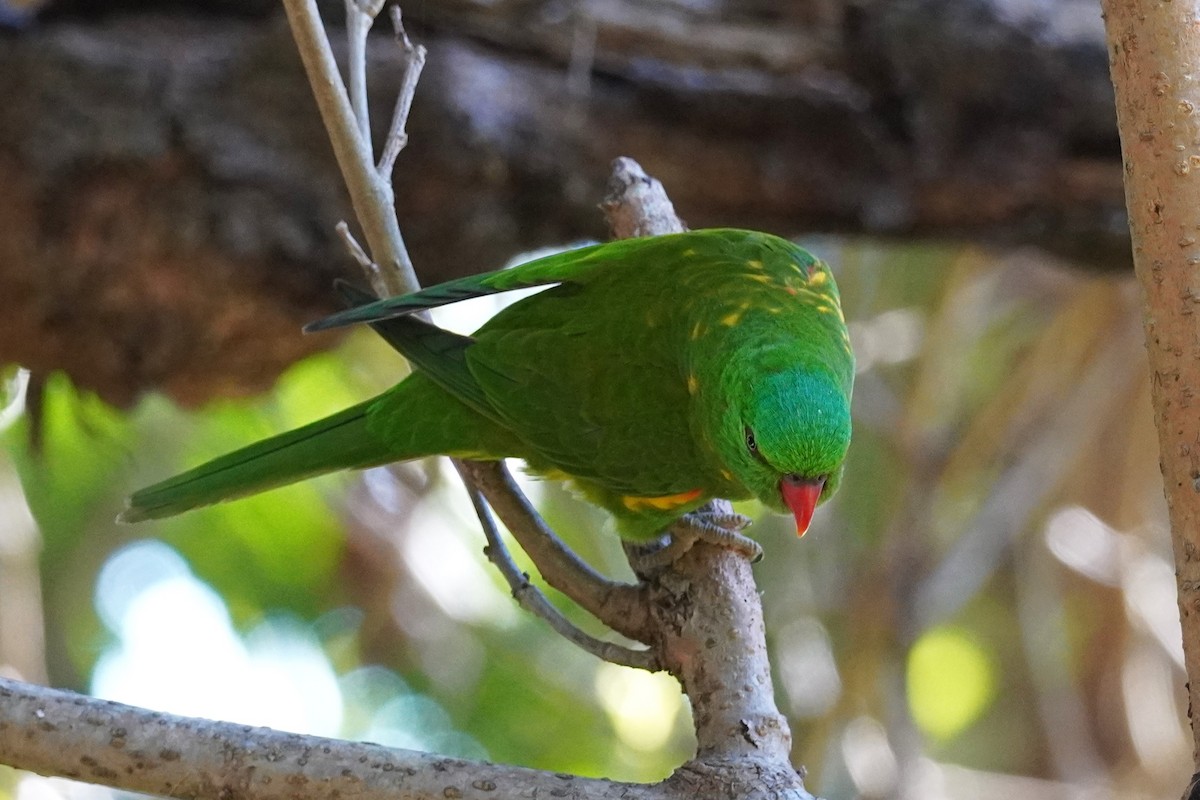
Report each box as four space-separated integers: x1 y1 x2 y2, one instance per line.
306 231 795 333
335 281 498 421
459 245 711 496
455 228 836 497
305 240 611 332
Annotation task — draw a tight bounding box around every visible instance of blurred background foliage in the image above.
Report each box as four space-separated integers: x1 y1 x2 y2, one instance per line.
0 234 1188 800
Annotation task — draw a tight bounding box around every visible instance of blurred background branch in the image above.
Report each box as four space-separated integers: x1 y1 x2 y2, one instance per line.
0 0 1122 407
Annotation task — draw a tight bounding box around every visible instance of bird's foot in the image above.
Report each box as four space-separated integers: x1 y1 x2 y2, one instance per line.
624 510 760 572
679 509 761 561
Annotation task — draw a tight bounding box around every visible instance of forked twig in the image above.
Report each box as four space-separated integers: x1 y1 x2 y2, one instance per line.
294 0 655 663
336 221 376 271
454 461 659 671
377 5 427 178
280 0 415 296
457 460 653 645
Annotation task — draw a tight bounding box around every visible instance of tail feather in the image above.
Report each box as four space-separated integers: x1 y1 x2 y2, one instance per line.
120 399 394 522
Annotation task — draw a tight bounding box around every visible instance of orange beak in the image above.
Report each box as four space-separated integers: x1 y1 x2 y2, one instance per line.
780 474 825 537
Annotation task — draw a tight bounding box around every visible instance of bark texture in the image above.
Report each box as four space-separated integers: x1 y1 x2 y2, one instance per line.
0 677 643 800
1102 0 1200 781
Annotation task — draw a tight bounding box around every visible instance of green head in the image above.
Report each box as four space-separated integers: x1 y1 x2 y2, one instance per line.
716 363 852 536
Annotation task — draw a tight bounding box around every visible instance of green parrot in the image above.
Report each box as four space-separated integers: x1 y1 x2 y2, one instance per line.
121 229 855 541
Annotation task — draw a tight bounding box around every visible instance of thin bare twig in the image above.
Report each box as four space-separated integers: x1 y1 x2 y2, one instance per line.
336 221 401 300
314 0 650 669
335 221 374 269
457 460 653 643
280 0 416 296
344 0 384 143
454 460 659 671
301 0 652 659
377 5 427 179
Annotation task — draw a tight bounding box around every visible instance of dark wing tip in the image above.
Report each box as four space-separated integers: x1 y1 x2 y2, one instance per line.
115 503 146 524
304 284 401 333
303 314 355 334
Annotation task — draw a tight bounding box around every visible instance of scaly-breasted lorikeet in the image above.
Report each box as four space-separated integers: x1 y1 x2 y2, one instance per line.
121 229 855 540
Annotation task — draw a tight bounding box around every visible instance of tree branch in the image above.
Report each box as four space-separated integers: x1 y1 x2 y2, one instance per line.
456 460 654 644
344 0 383 143
600 157 688 239
281 0 417 295
377 5 427 179
455 461 659 670
293 0 655 660
594 158 802 775
1102 0 1200 785
0 677 649 800
0 5 819 796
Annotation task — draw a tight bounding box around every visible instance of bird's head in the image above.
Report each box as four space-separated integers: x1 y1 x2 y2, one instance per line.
717 366 852 536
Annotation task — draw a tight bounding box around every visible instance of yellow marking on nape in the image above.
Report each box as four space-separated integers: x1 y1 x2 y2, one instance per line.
746 259 764 269
622 488 704 512
809 270 829 286
683 248 698 256
784 275 812 293
719 310 743 326
815 305 833 314
720 468 735 481
690 321 706 339
687 373 699 395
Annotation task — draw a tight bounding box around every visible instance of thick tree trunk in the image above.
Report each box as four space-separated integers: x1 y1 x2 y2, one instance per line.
1 0 1120 405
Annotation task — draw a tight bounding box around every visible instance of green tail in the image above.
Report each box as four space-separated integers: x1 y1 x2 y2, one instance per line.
119 400 395 522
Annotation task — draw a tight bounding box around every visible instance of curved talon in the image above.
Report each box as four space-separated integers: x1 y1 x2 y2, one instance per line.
678 513 762 563
688 510 753 534
625 511 761 572
624 532 697 572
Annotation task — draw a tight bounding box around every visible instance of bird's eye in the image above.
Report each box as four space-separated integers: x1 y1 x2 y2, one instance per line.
744 427 758 453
